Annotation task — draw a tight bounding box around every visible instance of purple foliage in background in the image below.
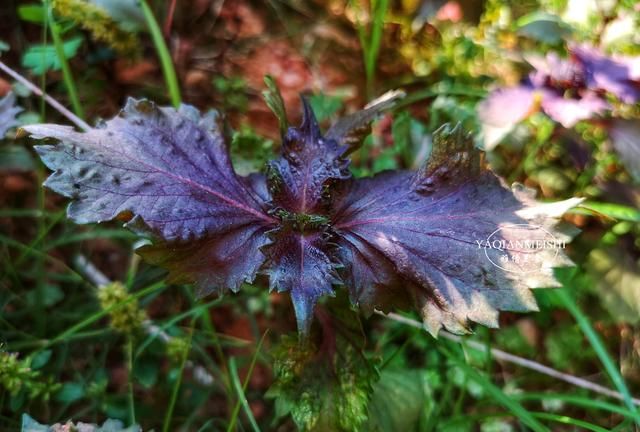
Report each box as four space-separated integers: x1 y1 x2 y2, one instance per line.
479 45 640 146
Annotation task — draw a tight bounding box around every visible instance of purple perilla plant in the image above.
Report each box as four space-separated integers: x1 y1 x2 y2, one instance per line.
22 82 581 336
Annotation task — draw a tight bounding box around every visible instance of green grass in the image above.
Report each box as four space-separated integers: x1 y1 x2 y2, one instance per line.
140 0 181 107
356 0 390 97
554 288 640 426
438 343 550 432
47 6 83 119
227 331 268 432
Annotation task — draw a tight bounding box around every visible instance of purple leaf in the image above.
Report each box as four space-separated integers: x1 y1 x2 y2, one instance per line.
23 99 277 294
478 86 537 128
266 97 350 214
263 227 340 334
477 86 537 149
572 45 640 104
526 52 586 88
540 91 608 128
481 46 640 150
332 124 581 335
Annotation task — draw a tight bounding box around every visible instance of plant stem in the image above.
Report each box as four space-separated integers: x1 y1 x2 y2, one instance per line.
140 0 181 107
35 0 50 336
47 8 84 119
127 336 137 425
162 321 194 432
0 61 90 130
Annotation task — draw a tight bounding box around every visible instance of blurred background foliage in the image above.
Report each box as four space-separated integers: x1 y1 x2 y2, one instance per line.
1 0 640 430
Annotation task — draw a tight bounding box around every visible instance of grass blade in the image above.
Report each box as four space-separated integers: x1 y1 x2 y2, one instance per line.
514 392 637 418
47 7 84 119
531 412 610 432
127 336 136 425
227 331 268 432
573 201 640 222
355 0 389 97
140 0 181 107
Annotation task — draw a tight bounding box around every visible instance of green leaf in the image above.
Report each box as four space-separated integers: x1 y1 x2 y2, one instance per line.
29 350 52 370
230 125 274 176
365 369 432 431
55 382 85 403
133 358 159 389
18 5 46 24
545 325 593 369
262 75 288 136
574 201 640 222
90 0 145 32
0 146 36 172
11 390 26 411
309 93 344 123
21 36 83 75
439 345 549 432
516 12 572 44
25 285 64 308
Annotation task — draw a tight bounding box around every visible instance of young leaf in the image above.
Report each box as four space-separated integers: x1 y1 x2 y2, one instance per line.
264 227 341 334
263 75 288 136
266 97 350 214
